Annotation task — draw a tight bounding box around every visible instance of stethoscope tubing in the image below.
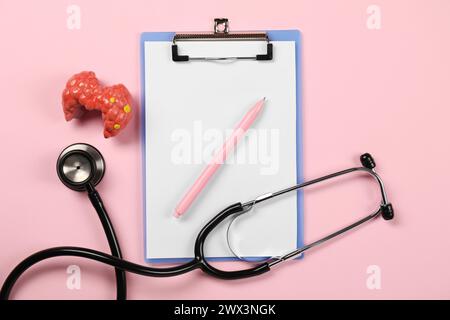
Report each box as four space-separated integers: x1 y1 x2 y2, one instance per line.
85 182 127 299
0 203 270 300
0 246 200 300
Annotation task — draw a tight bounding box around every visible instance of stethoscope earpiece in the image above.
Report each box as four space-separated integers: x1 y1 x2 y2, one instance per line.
381 203 394 220
56 143 105 191
360 153 395 220
360 153 376 169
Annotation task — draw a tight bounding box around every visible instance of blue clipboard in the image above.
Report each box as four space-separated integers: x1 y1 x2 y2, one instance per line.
140 30 303 263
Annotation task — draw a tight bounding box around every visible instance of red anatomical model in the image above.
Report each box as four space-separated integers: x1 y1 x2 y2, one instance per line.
62 71 133 138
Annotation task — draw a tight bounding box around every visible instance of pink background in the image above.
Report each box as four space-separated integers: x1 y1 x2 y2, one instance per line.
1 0 449 299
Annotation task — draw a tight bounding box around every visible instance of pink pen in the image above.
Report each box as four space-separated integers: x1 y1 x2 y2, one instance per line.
174 97 266 218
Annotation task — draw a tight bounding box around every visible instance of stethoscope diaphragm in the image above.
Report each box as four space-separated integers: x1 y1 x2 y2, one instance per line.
56 143 105 191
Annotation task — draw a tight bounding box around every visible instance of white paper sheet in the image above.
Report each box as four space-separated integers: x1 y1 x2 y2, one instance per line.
144 40 298 260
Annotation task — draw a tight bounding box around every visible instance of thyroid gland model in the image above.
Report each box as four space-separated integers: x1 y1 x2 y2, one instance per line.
62 71 133 138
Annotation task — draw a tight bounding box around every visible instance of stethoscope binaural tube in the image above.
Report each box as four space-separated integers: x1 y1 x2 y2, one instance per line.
226 154 394 265
0 145 394 300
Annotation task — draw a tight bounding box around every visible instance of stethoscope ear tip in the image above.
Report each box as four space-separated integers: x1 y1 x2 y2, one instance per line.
381 203 394 220
360 153 376 169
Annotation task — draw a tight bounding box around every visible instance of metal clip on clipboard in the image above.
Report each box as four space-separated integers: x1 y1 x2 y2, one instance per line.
172 18 273 62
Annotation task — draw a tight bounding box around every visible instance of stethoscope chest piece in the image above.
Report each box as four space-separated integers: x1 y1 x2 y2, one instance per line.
57 143 105 191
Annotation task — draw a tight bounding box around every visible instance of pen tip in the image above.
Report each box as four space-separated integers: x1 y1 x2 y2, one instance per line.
173 209 182 219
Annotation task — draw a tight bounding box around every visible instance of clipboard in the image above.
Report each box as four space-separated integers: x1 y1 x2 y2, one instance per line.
141 19 303 263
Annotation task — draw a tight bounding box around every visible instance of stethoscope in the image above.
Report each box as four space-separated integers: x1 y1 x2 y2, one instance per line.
0 143 394 300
